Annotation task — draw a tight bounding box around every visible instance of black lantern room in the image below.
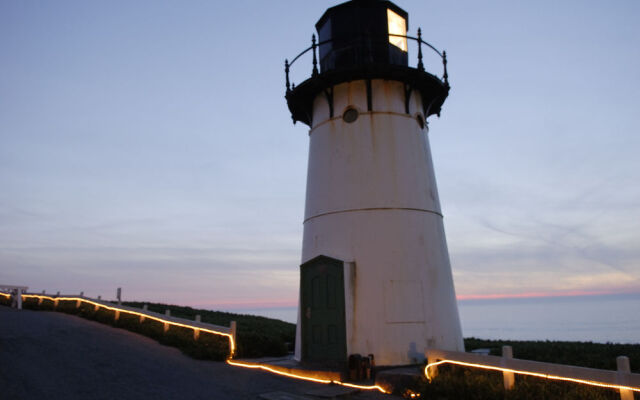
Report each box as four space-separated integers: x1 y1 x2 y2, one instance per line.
316 0 409 72
285 0 450 126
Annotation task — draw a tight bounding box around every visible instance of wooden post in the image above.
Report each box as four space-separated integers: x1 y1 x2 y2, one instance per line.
230 320 237 356
54 298 59 308
76 299 81 308
617 356 633 400
426 354 439 379
502 345 515 390
164 309 170 333
38 296 43 306
114 310 120 321
140 304 148 323
16 288 23 310
193 315 201 340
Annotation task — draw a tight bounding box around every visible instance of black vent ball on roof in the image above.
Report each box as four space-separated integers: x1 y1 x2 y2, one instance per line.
316 0 409 72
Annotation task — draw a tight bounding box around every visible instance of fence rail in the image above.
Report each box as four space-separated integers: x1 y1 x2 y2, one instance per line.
425 347 639 399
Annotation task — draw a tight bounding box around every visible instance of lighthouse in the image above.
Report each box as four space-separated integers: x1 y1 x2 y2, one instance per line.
285 0 464 367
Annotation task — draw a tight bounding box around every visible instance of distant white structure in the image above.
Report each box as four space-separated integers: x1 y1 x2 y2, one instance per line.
285 0 464 366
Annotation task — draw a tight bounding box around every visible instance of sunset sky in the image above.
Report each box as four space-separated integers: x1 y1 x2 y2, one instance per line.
1 0 639 310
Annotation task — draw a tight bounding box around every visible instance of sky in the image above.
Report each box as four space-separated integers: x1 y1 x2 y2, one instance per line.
1 0 639 311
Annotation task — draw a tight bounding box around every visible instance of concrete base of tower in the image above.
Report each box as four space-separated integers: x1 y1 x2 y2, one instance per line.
294 209 464 366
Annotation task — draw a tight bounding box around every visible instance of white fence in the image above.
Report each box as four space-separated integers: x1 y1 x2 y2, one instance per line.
0 290 237 356
425 347 640 400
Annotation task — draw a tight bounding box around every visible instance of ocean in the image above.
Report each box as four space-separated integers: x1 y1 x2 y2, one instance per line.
229 293 640 344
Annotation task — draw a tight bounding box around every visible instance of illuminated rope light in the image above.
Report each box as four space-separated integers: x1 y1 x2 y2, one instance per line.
425 359 640 393
227 360 388 393
19 294 236 355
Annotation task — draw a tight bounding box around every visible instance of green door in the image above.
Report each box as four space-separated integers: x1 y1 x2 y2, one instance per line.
301 255 346 363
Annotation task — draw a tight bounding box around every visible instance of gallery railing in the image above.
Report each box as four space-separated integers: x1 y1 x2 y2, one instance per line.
284 29 448 94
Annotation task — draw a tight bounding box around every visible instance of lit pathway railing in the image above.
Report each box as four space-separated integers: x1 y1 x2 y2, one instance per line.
0 291 236 355
425 347 640 399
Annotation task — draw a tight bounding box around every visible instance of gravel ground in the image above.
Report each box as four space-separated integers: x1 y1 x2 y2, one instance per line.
0 306 398 400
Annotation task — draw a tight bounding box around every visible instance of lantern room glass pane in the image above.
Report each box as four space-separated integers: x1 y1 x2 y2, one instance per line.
387 8 407 52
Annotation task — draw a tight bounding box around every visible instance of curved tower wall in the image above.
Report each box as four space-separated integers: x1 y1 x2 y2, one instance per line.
294 78 464 365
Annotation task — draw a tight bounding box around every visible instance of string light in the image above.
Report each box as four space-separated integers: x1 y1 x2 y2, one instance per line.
9 292 387 392
425 359 640 393
16 291 637 395
227 360 388 393
19 294 235 354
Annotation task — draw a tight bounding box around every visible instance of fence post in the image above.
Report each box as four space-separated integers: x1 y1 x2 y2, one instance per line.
16 288 23 310
114 310 120 321
617 356 633 400
140 304 148 323
193 315 201 340
426 350 439 379
76 299 81 308
164 310 171 333
502 345 515 390
38 296 43 306
230 320 237 356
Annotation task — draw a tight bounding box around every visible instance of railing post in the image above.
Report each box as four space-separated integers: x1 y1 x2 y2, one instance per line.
114 310 120 321
312 34 319 77
617 356 633 400
38 296 43 306
502 345 515 390
76 299 81 308
140 304 148 322
164 309 171 333
16 288 23 310
417 28 424 71
285 59 291 93
230 320 237 356
442 50 449 87
193 315 201 340
426 354 439 379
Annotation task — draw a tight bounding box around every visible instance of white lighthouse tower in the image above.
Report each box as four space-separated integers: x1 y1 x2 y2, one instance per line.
285 0 464 367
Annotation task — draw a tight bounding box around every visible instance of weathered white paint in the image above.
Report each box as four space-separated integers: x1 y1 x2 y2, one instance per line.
295 79 464 366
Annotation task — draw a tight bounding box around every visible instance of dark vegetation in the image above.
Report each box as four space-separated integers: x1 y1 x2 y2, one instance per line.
11 296 294 361
414 338 640 400
123 301 295 358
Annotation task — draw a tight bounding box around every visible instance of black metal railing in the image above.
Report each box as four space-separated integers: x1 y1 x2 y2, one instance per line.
284 28 448 93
